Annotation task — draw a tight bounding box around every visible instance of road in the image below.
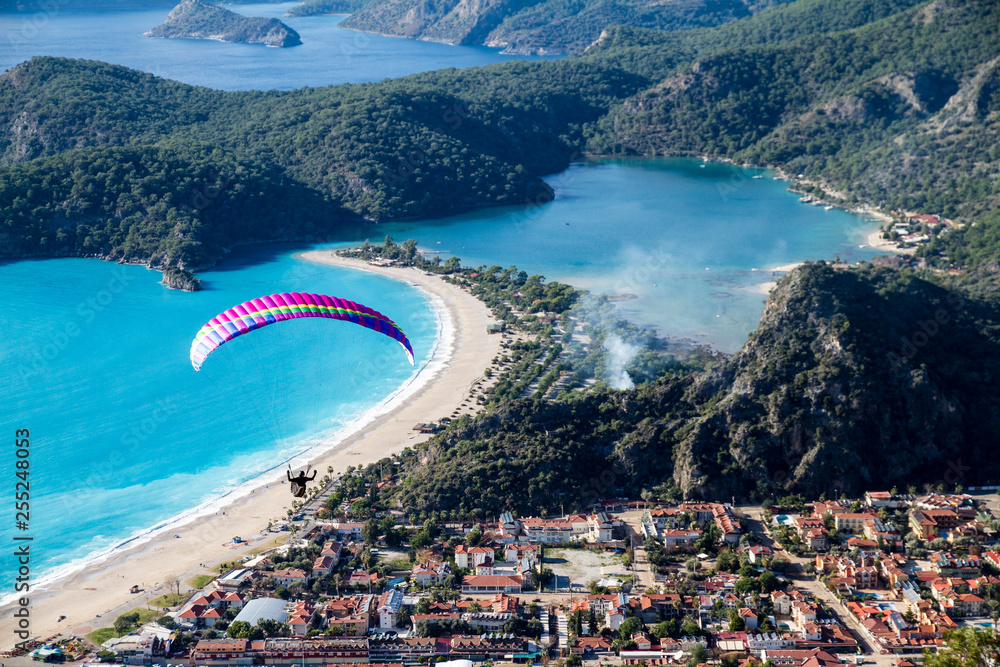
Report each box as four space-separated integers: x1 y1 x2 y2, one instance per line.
741 508 885 658
619 510 657 591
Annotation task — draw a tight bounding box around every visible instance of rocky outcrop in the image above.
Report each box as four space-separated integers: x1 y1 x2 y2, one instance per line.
160 267 202 291
669 263 999 499
144 0 302 48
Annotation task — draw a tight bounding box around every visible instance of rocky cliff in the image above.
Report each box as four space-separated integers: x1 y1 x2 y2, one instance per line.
341 0 785 53
160 267 203 291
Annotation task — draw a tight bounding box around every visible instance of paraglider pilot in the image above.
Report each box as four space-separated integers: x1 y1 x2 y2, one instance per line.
287 467 316 498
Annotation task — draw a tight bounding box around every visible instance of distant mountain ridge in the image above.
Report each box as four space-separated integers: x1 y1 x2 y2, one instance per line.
6 0 284 8
339 0 790 54
144 0 302 47
2 0 1000 287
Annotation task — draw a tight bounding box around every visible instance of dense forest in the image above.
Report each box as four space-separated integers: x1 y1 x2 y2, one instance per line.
284 0 372 16
585 0 1000 220
4 0 1000 284
390 262 1000 515
0 56 643 282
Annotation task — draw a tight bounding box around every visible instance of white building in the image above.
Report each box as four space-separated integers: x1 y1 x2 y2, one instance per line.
379 588 403 629
749 634 791 655
454 545 494 570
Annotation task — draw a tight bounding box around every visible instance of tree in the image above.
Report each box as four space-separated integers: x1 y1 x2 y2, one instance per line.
114 611 140 636
759 571 778 593
565 654 583 667
227 621 254 638
716 551 738 573
166 575 181 598
258 618 289 638
619 616 643 640
924 627 1000 667
466 526 482 546
362 518 379 545
735 576 762 596
680 616 701 637
729 614 746 631
411 529 433 549
688 643 708 667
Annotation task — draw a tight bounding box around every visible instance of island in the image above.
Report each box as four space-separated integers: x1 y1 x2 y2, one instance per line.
143 0 303 48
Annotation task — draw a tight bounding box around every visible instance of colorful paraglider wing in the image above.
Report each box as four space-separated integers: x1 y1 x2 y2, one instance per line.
189 292 415 371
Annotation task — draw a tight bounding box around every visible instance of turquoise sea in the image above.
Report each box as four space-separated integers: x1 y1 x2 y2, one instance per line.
0 6 885 595
0 247 441 596
375 158 884 351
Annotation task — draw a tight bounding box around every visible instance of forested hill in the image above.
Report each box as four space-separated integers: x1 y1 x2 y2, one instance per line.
0 56 644 283
585 0 1000 220
3 0 1000 285
339 0 790 55
391 263 1000 515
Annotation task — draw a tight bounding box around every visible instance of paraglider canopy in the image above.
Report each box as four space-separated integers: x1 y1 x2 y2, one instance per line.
189 292 415 371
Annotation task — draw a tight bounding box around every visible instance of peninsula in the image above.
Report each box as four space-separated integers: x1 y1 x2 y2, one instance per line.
144 0 303 48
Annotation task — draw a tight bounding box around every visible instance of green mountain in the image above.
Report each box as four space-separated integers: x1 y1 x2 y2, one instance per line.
0 56 644 282
339 0 790 54
390 262 1000 514
584 0 1000 221
3 0 1000 283
144 0 303 47
284 0 372 16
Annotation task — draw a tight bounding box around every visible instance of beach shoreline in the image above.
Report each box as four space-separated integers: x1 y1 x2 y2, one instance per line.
0 251 501 649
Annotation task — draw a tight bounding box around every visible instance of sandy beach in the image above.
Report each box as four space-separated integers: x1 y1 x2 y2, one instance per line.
866 231 914 255
767 262 805 273
0 251 501 649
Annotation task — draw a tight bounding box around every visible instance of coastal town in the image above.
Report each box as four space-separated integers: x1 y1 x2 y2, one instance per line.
11 485 1000 667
